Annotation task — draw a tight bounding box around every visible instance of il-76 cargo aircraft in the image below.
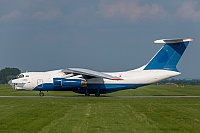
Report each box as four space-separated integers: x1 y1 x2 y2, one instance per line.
8 38 193 96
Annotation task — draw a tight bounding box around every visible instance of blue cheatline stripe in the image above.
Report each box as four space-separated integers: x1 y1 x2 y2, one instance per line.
33 83 148 93
144 41 189 71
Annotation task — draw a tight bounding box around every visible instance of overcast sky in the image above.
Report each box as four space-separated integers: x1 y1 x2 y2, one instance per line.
0 0 200 79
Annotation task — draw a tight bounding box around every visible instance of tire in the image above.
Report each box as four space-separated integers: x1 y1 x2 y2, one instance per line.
39 92 44 96
95 92 100 97
85 92 90 96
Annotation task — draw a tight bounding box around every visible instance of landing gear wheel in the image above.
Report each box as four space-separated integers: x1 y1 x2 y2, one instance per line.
95 92 100 97
39 91 44 96
85 92 90 97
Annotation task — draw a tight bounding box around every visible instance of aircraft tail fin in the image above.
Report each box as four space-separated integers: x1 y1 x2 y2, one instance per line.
144 38 193 72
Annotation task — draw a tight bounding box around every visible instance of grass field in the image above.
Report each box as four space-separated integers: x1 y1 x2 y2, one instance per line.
0 84 199 133
0 84 199 96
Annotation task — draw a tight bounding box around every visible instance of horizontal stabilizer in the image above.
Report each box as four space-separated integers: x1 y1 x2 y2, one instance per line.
154 38 193 44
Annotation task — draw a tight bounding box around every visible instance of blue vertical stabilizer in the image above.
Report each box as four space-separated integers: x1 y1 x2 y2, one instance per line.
144 38 192 71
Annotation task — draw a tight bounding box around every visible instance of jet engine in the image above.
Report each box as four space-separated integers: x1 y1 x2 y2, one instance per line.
53 78 87 88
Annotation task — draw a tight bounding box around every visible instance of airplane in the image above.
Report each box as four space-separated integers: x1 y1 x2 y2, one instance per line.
8 38 193 97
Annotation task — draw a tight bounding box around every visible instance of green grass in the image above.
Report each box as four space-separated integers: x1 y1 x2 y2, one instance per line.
0 84 199 96
0 84 199 133
109 85 200 96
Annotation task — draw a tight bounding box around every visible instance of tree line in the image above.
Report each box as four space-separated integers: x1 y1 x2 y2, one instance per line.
0 67 21 84
158 79 200 85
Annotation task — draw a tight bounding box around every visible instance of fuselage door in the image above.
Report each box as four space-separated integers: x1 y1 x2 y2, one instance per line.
37 79 43 88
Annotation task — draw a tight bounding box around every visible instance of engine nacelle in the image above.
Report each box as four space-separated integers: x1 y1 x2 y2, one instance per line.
53 78 87 88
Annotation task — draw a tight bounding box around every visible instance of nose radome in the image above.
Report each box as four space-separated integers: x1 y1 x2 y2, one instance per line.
8 80 12 85
8 80 16 89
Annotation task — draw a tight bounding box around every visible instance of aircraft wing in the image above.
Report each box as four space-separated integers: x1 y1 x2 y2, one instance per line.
64 68 122 80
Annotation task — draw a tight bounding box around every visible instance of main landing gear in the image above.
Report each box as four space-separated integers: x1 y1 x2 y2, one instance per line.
85 91 100 97
39 91 44 96
85 92 90 97
95 92 100 97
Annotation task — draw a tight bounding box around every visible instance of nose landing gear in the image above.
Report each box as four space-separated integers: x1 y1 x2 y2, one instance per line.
39 91 44 96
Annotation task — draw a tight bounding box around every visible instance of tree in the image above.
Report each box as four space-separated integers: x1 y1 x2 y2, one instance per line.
0 67 21 84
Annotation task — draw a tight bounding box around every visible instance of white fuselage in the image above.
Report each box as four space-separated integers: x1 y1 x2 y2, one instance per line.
8 69 180 92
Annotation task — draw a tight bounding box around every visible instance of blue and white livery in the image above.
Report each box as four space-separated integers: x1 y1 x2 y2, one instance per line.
8 38 193 96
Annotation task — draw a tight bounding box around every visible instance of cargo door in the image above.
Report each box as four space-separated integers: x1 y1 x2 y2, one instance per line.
37 79 43 88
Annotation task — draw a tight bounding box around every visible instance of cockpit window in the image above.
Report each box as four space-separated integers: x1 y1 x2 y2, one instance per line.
13 74 24 79
25 75 29 77
18 74 24 78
